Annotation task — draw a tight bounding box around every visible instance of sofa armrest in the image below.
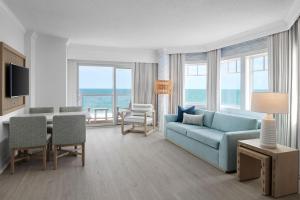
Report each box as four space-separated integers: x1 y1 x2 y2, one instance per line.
164 114 177 136
219 130 260 172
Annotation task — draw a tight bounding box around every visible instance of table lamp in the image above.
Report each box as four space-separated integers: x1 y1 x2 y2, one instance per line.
251 92 288 148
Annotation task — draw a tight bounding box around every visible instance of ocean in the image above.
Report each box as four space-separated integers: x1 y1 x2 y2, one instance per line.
80 88 241 112
80 89 131 112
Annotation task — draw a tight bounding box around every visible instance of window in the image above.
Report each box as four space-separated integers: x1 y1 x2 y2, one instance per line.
249 54 268 92
78 65 132 125
184 63 207 106
220 53 269 113
220 58 241 109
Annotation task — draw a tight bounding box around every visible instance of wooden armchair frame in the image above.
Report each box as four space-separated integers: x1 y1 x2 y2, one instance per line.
121 110 156 136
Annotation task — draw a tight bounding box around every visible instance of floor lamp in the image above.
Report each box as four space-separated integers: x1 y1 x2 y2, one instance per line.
154 80 173 129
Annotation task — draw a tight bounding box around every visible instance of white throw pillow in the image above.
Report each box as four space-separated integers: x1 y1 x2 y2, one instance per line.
182 113 204 126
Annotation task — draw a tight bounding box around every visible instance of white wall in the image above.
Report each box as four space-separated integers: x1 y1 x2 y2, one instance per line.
25 31 37 109
0 0 26 172
35 34 68 108
157 51 169 132
67 60 78 106
68 44 159 63
0 1 25 53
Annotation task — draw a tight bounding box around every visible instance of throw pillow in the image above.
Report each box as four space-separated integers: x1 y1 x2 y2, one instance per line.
176 105 195 122
182 113 204 126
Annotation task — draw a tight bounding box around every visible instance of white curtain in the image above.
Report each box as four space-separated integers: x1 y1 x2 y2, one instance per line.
207 49 221 111
268 18 300 148
169 54 184 114
133 63 158 106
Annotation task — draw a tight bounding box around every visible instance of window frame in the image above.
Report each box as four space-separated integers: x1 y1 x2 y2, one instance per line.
220 49 269 117
220 57 242 110
183 61 208 109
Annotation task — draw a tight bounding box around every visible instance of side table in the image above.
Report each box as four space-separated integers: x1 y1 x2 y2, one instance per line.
238 139 299 198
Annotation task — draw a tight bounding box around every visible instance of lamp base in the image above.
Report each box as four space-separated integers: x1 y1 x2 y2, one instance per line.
260 114 277 149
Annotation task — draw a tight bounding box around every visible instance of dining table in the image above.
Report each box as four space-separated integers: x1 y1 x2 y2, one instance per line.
2 112 89 125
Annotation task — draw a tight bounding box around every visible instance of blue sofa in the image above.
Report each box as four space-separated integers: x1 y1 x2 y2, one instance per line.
164 110 260 172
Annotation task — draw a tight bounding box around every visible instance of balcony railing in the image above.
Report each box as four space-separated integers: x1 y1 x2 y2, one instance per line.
78 94 131 122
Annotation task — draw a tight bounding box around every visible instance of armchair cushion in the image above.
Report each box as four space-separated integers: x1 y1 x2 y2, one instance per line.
131 104 153 117
124 116 153 124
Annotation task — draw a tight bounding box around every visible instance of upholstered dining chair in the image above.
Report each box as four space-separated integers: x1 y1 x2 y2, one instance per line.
59 106 82 112
9 116 50 174
52 114 86 170
29 107 54 133
121 104 155 136
29 107 54 114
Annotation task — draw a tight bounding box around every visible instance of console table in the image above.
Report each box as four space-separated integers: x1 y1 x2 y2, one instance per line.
238 139 299 198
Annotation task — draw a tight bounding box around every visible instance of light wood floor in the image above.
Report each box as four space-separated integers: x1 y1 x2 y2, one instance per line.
0 127 299 200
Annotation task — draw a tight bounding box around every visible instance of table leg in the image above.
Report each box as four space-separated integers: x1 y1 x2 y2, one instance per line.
105 110 107 121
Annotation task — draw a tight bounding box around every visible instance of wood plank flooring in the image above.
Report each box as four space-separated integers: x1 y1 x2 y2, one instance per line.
0 126 299 200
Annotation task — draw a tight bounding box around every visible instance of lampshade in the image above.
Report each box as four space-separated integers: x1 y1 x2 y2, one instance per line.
251 92 288 114
155 80 172 95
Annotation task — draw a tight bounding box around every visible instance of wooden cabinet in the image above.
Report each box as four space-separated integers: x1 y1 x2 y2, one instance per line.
0 42 26 115
238 139 299 198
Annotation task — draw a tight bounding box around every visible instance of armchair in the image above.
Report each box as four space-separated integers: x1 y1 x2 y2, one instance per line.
121 104 155 136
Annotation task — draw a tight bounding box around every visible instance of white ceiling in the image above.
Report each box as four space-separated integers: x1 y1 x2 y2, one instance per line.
3 0 299 49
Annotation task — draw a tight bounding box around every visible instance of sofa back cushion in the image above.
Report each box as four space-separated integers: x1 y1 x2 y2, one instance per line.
176 106 196 122
211 112 258 132
194 109 215 128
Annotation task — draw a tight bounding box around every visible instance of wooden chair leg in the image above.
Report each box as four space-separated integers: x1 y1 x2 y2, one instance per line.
121 113 125 135
47 143 50 161
82 143 85 167
43 146 47 170
53 145 57 170
10 149 15 174
144 114 147 136
74 145 78 157
153 111 156 130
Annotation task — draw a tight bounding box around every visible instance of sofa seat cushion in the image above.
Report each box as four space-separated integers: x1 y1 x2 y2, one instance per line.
211 112 258 132
187 128 224 149
166 122 204 135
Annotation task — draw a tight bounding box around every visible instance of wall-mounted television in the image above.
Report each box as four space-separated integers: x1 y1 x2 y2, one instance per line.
6 63 29 98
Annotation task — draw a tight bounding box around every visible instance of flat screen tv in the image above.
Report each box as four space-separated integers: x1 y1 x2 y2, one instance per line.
6 63 29 97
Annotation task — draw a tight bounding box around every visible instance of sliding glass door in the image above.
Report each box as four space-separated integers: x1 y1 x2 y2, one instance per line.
78 65 132 125
115 68 132 123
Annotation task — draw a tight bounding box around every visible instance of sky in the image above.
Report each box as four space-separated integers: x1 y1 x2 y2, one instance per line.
79 66 132 89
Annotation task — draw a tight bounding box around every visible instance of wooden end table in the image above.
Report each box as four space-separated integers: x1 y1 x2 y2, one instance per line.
237 139 299 198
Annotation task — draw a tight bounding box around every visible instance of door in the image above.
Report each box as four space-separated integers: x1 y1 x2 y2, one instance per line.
78 65 132 125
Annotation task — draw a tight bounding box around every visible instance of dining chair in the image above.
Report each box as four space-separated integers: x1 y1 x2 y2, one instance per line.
52 114 86 170
9 116 50 174
29 107 54 114
59 106 82 112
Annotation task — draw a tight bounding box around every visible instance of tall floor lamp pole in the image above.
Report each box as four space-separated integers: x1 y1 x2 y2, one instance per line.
154 80 173 128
